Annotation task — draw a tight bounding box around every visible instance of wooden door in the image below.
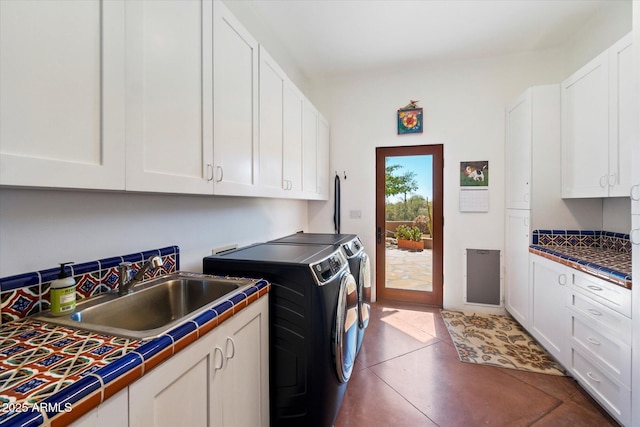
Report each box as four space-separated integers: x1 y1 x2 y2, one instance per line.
375 145 443 306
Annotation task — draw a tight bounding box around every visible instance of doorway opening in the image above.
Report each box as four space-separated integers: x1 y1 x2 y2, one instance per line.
375 145 443 306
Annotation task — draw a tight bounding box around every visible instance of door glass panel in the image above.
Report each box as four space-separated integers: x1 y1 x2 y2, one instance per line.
384 155 433 292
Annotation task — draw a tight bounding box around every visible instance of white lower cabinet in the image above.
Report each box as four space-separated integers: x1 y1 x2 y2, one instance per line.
129 296 269 427
505 210 531 327
71 387 128 427
566 269 632 426
526 254 633 425
529 254 569 366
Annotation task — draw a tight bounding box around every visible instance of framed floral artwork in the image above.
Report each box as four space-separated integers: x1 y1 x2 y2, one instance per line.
397 108 423 134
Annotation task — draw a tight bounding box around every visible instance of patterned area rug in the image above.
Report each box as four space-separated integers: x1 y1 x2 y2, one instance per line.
441 310 566 376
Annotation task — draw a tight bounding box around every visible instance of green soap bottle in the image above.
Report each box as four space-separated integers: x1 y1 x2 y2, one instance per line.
50 262 76 316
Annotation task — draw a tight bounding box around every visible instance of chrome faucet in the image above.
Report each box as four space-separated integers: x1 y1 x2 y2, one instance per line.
118 255 162 296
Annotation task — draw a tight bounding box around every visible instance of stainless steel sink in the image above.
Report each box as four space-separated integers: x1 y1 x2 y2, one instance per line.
32 273 256 340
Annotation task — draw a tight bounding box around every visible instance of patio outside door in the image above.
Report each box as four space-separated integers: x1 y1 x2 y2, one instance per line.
375 145 443 306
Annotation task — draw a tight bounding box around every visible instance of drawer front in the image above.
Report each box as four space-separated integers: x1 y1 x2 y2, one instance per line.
568 291 632 344
570 314 631 387
570 270 631 317
571 348 631 426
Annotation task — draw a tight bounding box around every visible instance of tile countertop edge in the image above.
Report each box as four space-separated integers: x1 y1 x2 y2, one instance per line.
529 246 631 290
0 279 270 427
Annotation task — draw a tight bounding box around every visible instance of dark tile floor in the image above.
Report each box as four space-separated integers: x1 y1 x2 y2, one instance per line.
336 301 619 427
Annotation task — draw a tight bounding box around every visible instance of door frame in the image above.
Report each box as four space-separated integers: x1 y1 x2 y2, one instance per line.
375 144 443 306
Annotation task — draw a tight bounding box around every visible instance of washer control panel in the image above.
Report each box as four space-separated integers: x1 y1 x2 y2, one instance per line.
342 237 363 257
311 250 347 284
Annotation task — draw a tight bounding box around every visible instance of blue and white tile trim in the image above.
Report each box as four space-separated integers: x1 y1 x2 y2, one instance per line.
531 230 631 253
530 230 631 289
1 246 180 324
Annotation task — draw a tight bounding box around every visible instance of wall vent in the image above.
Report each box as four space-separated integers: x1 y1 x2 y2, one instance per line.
464 249 502 306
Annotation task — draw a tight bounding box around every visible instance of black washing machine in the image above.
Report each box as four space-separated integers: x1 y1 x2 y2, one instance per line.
203 242 358 427
269 233 371 354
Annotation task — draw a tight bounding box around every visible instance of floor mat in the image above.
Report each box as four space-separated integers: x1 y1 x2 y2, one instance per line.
441 310 566 376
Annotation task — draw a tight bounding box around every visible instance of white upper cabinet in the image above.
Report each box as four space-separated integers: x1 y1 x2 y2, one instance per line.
505 90 533 209
561 50 609 198
0 0 126 190
302 99 319 197
316 114 330 200
607 34 634 197
562 33 633 198
0 0 328 199
213 1 259 196
258 47 286 197
125 0 214 194
282 81 305 197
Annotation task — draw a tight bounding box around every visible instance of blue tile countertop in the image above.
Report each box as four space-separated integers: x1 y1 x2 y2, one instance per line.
529 246 631 289
0 276 270 427
529 229 632 289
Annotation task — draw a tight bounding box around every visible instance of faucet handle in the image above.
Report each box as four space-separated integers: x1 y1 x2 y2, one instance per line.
118 262 132 277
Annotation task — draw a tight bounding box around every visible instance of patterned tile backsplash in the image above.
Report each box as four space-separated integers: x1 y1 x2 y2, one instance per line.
0 247 180 324
531 230 631 253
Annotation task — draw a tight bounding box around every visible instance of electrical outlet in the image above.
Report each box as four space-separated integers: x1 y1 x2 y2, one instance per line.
350 210 362 219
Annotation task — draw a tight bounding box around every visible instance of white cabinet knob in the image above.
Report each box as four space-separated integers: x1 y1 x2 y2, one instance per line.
630 184 640 201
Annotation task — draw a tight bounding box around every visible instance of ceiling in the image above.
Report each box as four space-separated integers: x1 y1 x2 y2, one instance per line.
229 0 620 81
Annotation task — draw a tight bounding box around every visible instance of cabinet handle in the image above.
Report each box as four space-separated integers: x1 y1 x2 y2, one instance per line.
599 175 607 188
216 166 224 182
213 346 224 371
630 229 640 245
558 274 567 286
587 285 603 292
587 308 602 317
630 184 640 201
608 173 616 187
586 372 601 383
587 337 601 346
225 337 235 360
207 164 214 181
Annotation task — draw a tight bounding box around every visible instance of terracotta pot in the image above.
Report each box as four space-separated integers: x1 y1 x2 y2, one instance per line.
422 237 433 250
397 239 424 251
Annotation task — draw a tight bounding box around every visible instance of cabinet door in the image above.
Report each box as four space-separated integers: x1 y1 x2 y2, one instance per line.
71 387 128 427
129 334 214 427
124 0 213 194
561 50 609 198
283 82 304 197
259 47 286 197
607 33 633 197
316 114 330 201
0 0 125 190
302 99 319 197
504 210 530 327
505 90 532 209
529 254 568 366
632 214 640 425
213 1 259 196
220 296 269 427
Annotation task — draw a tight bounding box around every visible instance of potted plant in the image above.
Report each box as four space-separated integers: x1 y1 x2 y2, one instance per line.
395 225 424 251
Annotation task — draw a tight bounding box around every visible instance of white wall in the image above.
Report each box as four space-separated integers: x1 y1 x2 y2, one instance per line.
0 188 308 277
307 2 633 312
308 49 573 311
